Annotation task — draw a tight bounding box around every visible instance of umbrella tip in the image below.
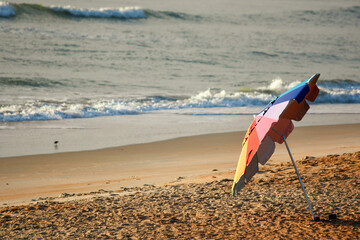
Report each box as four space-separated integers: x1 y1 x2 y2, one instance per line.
307 73 320 85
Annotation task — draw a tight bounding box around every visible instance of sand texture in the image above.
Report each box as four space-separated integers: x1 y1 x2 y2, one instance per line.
1 124 360 206
1 151 359 239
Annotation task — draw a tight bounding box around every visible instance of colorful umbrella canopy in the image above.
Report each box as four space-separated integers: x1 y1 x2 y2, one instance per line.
232 74 320 195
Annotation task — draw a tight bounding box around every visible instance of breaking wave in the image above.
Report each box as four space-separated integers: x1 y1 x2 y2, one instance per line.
316 79 360 104
254 78 360 104
0 2 146 19
0 2 202 21
0 78 359 122
2 1 359 26
50 6 146 19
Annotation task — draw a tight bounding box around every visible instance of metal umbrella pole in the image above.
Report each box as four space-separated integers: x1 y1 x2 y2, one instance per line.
272 128 318 221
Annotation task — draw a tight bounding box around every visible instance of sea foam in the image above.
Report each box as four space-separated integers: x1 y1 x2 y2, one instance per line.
0 2 147 19
0 78 359 122
50 5 146 19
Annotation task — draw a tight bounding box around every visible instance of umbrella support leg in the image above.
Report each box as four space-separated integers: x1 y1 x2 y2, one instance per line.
272 128 317 221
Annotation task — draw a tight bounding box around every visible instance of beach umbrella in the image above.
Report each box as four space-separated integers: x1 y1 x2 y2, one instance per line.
232 74 320 220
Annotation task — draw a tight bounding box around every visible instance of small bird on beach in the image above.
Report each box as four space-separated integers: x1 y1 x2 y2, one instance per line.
54 141 59 149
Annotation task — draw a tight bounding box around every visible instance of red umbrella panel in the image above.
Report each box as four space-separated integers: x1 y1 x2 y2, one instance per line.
232 74 320 195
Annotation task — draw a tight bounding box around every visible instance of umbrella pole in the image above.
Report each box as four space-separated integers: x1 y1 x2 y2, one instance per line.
272 128 317 221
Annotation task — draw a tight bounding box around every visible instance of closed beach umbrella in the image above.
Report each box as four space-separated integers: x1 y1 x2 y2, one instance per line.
232 74 320 220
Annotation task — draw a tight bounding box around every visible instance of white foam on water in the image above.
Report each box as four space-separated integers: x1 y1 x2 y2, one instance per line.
262 77 301 93
50 5 146 19
0 76 359 122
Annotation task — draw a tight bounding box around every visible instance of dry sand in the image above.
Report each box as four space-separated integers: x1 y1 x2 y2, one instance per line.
0 151 359 239
0 123 359 239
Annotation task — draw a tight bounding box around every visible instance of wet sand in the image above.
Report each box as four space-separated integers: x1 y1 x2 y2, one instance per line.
1 124 359 206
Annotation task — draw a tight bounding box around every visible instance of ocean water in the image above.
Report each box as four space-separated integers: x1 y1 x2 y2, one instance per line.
0 0 360 156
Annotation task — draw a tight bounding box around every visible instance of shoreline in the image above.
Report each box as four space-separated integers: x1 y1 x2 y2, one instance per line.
1 106 360 158
1 123 359 206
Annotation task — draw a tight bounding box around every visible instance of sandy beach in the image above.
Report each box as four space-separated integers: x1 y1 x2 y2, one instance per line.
0 123 359 238
2 0 360 238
